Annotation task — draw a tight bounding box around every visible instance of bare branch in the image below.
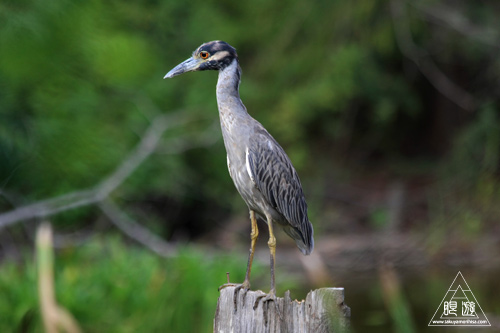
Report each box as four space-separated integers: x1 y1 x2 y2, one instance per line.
95 112 190 199
99 199 176 257
0 111 214 229
390 0 476 111
412 2 500 48
0 190 95 249
0 189 97 229
155 120 220 155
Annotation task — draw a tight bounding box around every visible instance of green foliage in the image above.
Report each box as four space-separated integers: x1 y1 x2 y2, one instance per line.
1 0 498 231
446 106 500 184
429 106 500 237
0 236 262 332
370 207 389 230
0 0 417 197
1 1 499 332
0 0 151 199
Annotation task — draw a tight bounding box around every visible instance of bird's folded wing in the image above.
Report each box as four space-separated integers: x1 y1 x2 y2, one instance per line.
246 130 309 233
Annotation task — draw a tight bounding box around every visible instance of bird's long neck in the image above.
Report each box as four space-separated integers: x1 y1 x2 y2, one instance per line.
216 59 247 119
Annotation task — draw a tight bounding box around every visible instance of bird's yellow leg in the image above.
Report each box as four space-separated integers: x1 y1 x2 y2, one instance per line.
242 210 259 288
267 215 277 294
253 214 280 317
218 210 258 292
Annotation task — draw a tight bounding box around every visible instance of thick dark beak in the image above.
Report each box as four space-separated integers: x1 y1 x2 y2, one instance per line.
164 57 202 79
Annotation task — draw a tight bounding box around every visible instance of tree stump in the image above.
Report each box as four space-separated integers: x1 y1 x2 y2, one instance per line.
214 287 350 333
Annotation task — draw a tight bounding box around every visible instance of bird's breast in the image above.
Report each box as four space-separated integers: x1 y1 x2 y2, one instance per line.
225 147 283 224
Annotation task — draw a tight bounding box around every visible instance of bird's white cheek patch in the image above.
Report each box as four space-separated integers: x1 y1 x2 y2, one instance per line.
211 51 230 61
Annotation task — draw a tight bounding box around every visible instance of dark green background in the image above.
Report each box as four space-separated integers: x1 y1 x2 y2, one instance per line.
1 0 499 331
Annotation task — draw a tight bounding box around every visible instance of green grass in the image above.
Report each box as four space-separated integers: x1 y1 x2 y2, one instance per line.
0 236 264 333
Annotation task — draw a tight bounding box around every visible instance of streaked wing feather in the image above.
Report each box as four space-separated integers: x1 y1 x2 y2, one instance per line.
246 129 311 244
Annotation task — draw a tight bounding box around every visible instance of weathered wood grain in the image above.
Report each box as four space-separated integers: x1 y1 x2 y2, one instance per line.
214 287 350 333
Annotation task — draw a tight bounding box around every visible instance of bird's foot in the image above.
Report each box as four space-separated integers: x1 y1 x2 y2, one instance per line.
253 289 277 309
218 280 251 312
253 289 282 320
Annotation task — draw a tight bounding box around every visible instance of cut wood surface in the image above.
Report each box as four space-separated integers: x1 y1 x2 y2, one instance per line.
214 287 350 333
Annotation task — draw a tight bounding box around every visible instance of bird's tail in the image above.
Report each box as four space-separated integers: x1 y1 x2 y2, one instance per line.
283 222 314 255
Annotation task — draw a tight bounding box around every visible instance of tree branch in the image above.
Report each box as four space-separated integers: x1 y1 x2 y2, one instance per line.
412 2 500 49
390 0 476 111
95 112 188 199
99 199 176 257
0 111 214 229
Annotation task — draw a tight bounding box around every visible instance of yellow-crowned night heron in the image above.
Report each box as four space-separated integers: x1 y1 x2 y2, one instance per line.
164 41 314 305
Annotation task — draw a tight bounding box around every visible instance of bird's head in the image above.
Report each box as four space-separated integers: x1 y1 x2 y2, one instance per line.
164 41 238 79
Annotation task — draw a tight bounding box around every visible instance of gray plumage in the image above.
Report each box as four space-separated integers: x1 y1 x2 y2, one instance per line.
214 42 313 255
165 41 314 296
246 132 313 254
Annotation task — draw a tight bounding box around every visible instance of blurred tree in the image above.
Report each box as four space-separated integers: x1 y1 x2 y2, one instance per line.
0 0 499 240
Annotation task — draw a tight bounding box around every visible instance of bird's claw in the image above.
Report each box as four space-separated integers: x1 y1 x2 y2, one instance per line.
218 281 251 312
253 290 282 320
253 290 275 309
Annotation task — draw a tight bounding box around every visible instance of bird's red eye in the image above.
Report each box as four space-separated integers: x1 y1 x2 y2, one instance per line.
200 51 209 59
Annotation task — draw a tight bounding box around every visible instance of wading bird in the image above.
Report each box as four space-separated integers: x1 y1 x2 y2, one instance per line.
164 41 314 306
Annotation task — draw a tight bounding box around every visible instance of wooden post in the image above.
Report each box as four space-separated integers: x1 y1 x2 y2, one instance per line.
214 287 350 333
